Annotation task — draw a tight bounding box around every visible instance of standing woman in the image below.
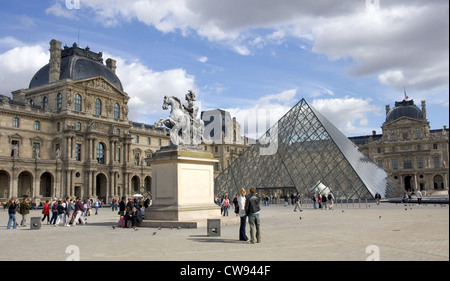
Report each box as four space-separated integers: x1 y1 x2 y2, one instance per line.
238 188 249 241
222 195 230 217
6 198 18 229
41 200 50 224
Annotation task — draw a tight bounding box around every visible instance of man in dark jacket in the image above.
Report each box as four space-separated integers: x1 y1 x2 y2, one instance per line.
245 187 261 244
19 195 30 227
72 198 86 226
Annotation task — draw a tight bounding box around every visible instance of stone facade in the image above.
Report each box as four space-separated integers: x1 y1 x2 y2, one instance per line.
0 39 247 204
350 100 449 195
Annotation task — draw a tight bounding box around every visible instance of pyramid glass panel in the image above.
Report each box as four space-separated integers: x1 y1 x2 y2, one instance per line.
214 99 401 199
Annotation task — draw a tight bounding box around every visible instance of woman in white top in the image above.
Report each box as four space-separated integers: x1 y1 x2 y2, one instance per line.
238 188 249 241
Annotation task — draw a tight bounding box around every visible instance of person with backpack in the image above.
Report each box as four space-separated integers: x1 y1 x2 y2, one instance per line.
375 192 382 205
321 193 328 210
293 194 303 212
49 200 59 225
66 198 76 226
6 198 18 230
327 192 335 210
72 197 86 226
55 200 67 227
19 195 30 227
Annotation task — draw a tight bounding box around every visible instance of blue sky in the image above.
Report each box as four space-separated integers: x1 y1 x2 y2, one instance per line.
0 0 448 138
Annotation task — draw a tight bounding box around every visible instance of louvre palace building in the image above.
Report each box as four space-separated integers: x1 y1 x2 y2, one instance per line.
349 100 449 195
0 39 247 204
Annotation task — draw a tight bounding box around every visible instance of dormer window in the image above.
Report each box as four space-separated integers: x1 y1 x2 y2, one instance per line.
74 94 82 112
57 93 62 111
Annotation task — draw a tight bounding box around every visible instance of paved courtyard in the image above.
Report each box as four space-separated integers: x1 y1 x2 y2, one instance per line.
0 202 448 261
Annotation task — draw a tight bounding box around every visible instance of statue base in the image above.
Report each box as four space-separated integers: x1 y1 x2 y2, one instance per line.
142 146 221 228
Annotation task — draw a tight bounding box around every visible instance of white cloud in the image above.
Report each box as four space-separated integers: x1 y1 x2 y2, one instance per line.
45 2 79 20
110 54 198 123
197 56 208 63
311 97 380 135
0 42 49 94
225 89 298 139
66 0 448 93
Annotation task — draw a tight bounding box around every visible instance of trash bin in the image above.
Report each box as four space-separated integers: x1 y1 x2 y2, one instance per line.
207 219 220 237
30 217 41 230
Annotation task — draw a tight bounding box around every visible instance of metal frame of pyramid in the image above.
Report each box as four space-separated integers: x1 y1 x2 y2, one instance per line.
214 99 401 200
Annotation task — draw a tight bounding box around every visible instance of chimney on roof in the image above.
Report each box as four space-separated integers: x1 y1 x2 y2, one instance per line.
421 100 427 119
49 39 62 83
372 130 376 136
106 58 117 74
385 104 390 116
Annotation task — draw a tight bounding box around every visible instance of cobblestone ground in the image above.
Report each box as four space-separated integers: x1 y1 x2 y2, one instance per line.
0 202 448 261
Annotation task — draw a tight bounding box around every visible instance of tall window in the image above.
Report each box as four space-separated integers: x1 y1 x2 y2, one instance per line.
117 147 121 163
95 98 102 115
415 128 421 139
34 120 40 130
97 142 105 164
417 157 424 169
11 140 19 157
57 93 62 111
434 157 440 168
392 159 398 170
75 144 82 161
114 103 120 119
135 152 140 165
43 96 48 109
12 117 19 128
136 136 139 143
147 137 151 145
74 94 82 111
403 157 412 169
377 160 383 169
32 143 40 159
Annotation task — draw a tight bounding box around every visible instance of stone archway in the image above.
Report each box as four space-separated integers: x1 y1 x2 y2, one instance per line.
433 175 444 190
404 175 413 192
144 176 152 195
18 171 33 197
40 172 53 197
0 170 10 199
131 175 140 193
96 173 108 200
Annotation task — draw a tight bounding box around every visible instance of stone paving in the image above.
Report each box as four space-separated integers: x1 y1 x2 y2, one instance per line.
0 202 448 261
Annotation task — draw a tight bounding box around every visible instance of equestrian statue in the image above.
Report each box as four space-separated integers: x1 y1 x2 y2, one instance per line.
154 90 205 146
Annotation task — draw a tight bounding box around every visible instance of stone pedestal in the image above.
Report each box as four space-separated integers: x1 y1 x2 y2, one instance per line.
142 146 221 228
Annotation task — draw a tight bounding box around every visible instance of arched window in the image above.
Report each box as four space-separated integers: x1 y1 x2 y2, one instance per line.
57 93 62 111
74 94 82 112
114 103 120 119
97 142 106 164
95 98 102 115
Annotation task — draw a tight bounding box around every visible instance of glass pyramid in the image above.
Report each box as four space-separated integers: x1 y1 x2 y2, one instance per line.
214 99 401 200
